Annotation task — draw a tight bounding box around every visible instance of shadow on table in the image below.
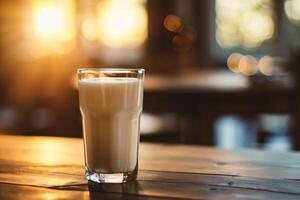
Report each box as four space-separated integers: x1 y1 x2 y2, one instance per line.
88 181 148 200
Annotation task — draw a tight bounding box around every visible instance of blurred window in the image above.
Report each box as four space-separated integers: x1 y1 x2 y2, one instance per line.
284 0 300 49
213 0 275 58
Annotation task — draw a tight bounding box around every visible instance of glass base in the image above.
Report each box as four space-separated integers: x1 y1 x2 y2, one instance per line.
85 169 137 183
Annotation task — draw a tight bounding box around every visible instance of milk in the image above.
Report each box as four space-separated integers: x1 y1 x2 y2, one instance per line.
79 77 143 173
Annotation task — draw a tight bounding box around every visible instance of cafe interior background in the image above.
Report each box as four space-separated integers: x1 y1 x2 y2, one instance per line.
0 0 300 151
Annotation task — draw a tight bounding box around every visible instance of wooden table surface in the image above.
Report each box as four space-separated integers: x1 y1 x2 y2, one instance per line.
1 135 300 199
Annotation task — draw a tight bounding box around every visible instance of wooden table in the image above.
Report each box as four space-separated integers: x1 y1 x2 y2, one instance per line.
1 135 300 199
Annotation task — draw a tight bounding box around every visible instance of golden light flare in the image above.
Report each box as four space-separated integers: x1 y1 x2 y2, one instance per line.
32 140 66 165
216 0 274 49
33 1 75 42
42 193 57 200
31 0 76 56
95 0 148 48
26 138 84 165
34 7 63 38
81 15 98 41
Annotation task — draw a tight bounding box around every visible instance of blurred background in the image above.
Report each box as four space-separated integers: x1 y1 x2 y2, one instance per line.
0 0 300 151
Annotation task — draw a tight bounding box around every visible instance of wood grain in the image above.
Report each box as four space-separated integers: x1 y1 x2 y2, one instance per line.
0 135 300 199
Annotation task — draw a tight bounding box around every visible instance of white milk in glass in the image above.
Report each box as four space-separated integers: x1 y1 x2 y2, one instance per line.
79 77 143 173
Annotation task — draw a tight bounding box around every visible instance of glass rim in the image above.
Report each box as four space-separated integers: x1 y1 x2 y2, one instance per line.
77 68 145 74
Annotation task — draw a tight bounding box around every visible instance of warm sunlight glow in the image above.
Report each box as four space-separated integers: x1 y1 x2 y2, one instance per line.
31 0 76 56
33 140 65 165
34 7 64 37
82 15 98 41
216 0 274 49
285 0 300 24
42 193 57 200
28 138 83 165
33 1 75 42
96 0 148 48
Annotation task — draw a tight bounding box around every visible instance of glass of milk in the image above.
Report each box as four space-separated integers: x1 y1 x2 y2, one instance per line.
78 68 144 183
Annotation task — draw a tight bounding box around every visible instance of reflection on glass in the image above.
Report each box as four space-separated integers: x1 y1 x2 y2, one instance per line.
215 0 274 49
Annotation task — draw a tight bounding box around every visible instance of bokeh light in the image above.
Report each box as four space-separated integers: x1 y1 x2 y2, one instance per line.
285 0 300 24
241 12 274 48
81 14 98 41
34 7 63 37
96 0 147 48
216 0 274 49
227 53 260 76
32 0 76 56
238 55 258 76
172 26 197 52
164 15 183 32
227 53 243 73
258 55 273 76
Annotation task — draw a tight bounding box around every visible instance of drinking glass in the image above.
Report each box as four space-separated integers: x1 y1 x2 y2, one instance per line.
78 68 144 183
